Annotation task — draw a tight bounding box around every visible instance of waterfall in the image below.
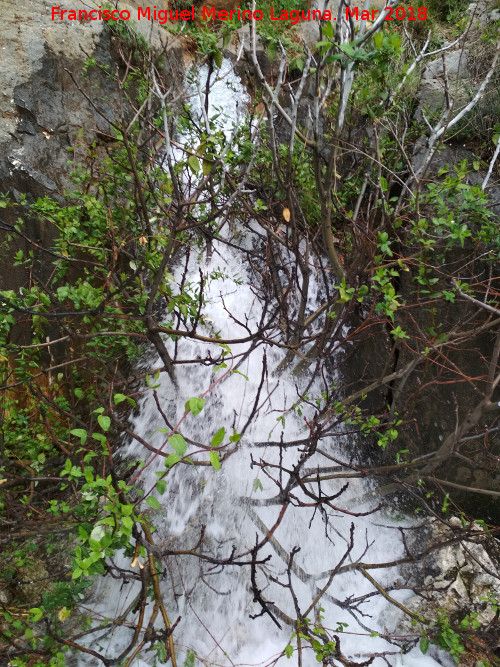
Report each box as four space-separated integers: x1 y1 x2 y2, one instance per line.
83 60 451 667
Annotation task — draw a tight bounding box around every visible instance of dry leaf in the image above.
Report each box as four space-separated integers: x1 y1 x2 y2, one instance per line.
58 607 71 622
283 208 290 222
131 556 145 569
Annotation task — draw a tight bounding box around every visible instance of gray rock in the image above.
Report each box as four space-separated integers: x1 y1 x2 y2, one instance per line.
415 49 472 118
422 51 470 81
385 518 500 635
0 583 12 605
467 1 500 27
0 0 185 298
0 0 184 187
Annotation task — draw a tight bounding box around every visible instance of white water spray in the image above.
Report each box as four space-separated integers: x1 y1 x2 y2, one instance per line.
84 60 451 667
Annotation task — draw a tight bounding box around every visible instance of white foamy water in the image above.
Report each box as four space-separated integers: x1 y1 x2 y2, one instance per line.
82 60 451 667
85 233 449 667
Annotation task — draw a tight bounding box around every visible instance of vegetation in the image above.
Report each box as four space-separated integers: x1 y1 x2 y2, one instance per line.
0 1 499 665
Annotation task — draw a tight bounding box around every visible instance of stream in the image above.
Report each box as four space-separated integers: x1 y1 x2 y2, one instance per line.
84 59 451 667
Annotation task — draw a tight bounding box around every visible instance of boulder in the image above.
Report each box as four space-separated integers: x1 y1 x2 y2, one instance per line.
422 50 470 81
416 49 472 118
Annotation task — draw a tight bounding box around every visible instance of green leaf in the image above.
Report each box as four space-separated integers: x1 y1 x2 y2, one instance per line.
156 643 169 663
114 393 135 406
90 525 105 546
324 53 343 63
188 155 200 175
185 397 205 416
121 504 133 516
229 432 241 443
30 608 44 622
420 637 429 654
211 427 225 448
253 478 263 492
214 362 227 372
99 516 116 526
338 43 356 58
165 453 181 467
285 644 294 658
232 369 249 381
39 292 51 307
98 415 111 432
322 20 333 40
156 480 167 495
70 428 87 445
293 58 304 72
74 388 84 399
213 48 223 69
202 160 213 176
209 451 221 471
122 515 133 530
146 496 161 510
267 40 277 61
169 434 187 456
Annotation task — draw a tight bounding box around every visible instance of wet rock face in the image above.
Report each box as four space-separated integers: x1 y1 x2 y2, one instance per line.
0 0 109 298
0 0 184 296
0 0 106 148
1 47 112 203
0 0 181 194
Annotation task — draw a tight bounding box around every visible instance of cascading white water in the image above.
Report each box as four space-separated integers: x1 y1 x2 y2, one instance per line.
84 60 453 667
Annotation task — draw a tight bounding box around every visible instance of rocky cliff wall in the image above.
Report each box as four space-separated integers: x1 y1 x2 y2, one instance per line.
0 0 185 295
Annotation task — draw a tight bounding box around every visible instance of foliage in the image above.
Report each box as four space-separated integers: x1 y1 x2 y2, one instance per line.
419 608 499 664
0 66 227 663
1 6 500 667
